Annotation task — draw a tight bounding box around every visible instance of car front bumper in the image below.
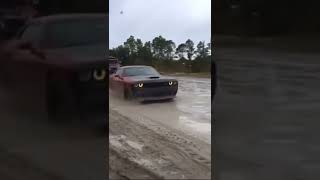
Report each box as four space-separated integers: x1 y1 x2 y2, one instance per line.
76 81 108 105
132 85 178 101
137 95 176 101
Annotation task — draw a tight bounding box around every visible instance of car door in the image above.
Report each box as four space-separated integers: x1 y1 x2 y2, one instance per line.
112 68 125 94
110 68 121 90
2 22 47 101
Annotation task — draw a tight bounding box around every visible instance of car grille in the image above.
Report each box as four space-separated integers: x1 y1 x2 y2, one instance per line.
143 82 173 88
132 85 178 97
153 91 176 97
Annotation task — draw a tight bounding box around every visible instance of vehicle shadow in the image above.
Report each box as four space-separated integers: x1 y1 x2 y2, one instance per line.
140 98 175 105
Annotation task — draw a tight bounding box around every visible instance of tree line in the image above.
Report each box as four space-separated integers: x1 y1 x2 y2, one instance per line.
110 35 212 73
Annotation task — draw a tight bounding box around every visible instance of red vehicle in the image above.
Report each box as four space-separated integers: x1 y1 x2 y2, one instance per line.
0 14 108 120
110 65 178 102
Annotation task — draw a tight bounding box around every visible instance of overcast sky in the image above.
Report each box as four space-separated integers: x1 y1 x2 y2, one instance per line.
109 0 211 48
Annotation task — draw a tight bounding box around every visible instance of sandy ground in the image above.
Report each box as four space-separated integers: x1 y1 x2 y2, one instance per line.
214 46 320 180
109 109 211 179
109 76 212 179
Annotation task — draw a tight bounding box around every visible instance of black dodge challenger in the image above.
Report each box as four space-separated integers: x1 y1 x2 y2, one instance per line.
0 14 108 121
109 65 178 102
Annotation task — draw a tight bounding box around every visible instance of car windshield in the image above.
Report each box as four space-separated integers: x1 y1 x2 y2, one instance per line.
47 18 107 48
123 67 160 77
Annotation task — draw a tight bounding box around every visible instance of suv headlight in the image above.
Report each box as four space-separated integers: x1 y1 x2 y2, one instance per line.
134 83 144 88
169 81 177 86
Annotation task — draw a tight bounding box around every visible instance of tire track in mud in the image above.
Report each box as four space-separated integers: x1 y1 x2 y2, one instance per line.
109 109 211 179
109 148 160 180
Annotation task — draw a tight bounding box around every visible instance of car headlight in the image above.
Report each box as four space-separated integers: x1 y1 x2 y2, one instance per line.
93 69 106 81
169 81 177 86
134 83 144 88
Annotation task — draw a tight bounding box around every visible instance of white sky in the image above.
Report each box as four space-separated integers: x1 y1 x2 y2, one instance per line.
109 0 211 48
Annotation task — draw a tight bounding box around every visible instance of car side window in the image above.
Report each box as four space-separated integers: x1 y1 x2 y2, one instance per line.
20 24 44 46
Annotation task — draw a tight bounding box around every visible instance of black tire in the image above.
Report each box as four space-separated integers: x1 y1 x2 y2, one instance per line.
167 98 174 102
45 73 58 121
45 73 78 122
124 88 130 100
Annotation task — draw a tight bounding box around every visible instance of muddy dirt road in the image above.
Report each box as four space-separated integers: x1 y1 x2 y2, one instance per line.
109 76 211 144
109 76 212 179
215 47 320 180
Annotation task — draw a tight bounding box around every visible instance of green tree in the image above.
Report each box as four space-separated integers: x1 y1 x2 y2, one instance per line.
152 36 167 59
185 39 195 61
207 37 212 50
135 38 143 56
176 43 187 59
164 40 176 60
135 40 154 65
136 39 143 51
124 35 137 55
144 41 153 56
195 41 209 58
151 36 178 60
110 45 130 65
111 36 212 73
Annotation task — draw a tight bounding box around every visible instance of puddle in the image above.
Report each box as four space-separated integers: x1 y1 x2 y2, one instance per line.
179 116 211 134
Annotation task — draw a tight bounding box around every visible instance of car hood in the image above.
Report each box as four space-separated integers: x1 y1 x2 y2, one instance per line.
125 75 177 83
44 44 107 69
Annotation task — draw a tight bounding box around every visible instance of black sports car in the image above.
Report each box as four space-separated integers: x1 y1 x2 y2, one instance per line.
0 14 108 121
110 65 178 102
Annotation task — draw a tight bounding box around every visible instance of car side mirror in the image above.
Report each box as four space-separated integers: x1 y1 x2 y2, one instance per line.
0 40 44 60
29 46 46 60
115 74 123 80
18 41 33 50
15 40 46 60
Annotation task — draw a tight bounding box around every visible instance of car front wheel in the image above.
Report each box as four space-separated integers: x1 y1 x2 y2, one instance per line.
123 88 132 100
45 74 58 121
45 73 78 122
